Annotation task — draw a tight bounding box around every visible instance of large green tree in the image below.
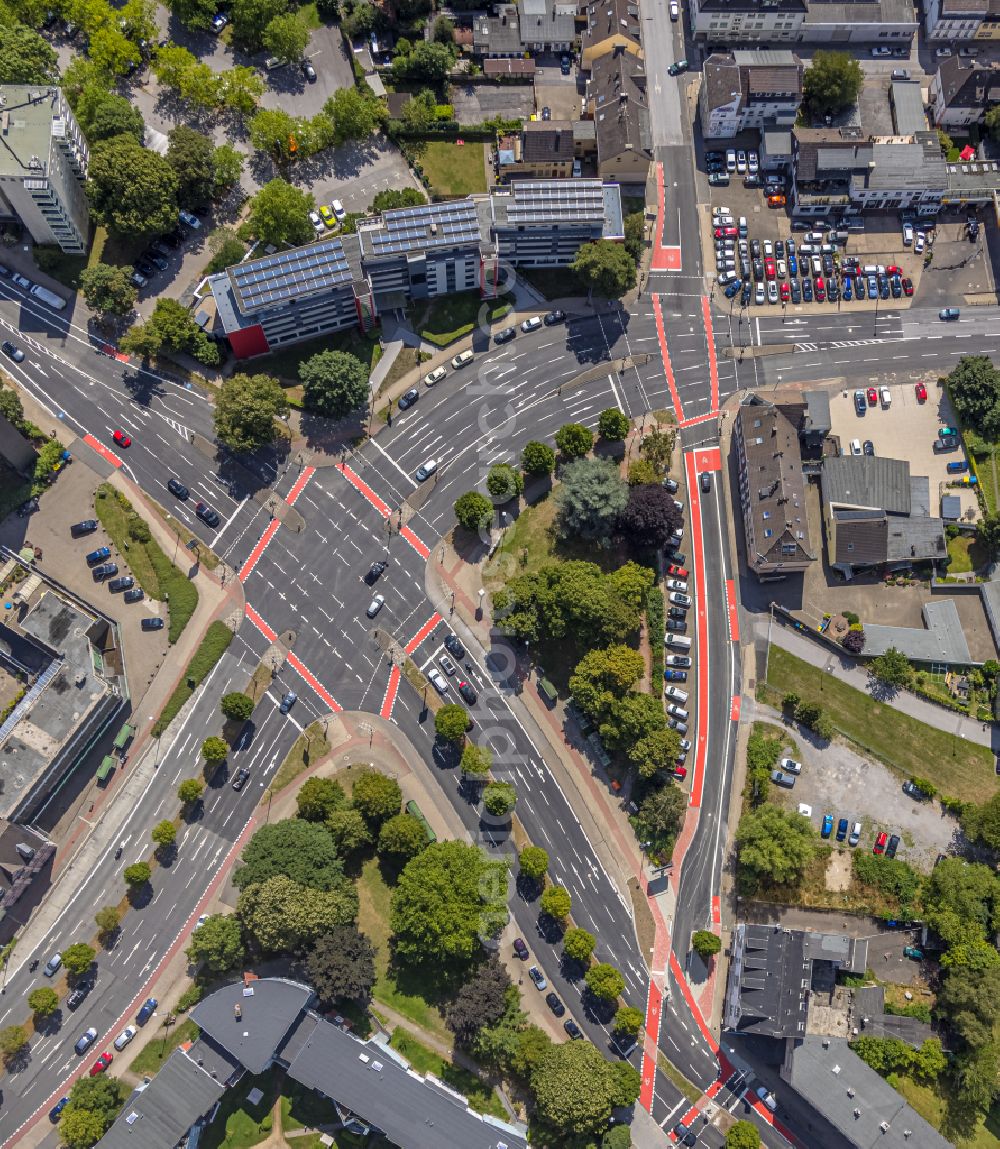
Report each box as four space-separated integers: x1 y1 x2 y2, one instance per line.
79 263 137 318
0 21 57 83
237 874 359 952
947 355 1000 440
378 812 428 861
391 40 453 84
521 440 556 476
187 913 246 973
570 240 636 299
351 769 402 824
585 962 625 1001
726 1121 761 1149
303 924 376 1005
554 422 594 459
868 647 912 691
221 691 254 722
736 804 817 889
445 956 510 1043
296 776 346 822
27 986 59 1017
326 808 372 856
87 135 179 237
633 783 687 853
262 12 309 62
214 373 288 453
371 188 426 213
802 49 864 119
454 491 493 532
923 857 1000 951
60 1074 128 1147
233 818 345 891
167 125 217 212
243 178 316 248
435 703 470 742
629 726 682 779
619 483 683 548
61 943 96 978
74 89 145 143
299 350 369 419
569 645 645 720
231 0 287 50
555 457 629 544
166 0 219 30
533 1040 639 1136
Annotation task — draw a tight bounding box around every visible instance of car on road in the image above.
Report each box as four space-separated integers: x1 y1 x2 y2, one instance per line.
108 575 134 593
67 980 93 1010
86 546 111 567
124 587 144 603
365 561 387 585
528 965 547 989
666 654 691 668
903 945 924 960
849 821 862 846
231 767 250 791
756 1087 777 1112
114 1026 137 1050
397 387 419 410
1 340 24 363
423 365 447 387
112 429 132 448
90 1051 113 1076
674 1124 697 1147
771 769 796 788
92 563 118 581
444 633 466 660
279 691 297 714
49 1098 69 1122
545 992 565 1016
544 309 566 325
141 617 164 631
821 814 834 839
439 655 457 676
302 60 316 81
669 0 679 16
415 458 438 482
667 59 689 75
939 307 961 321
71 519 98 537
778 757 802 774
428 669 448 695
11 272 31 289
458 680 477 704
886 834 900 859
196 502 220 527
366 594 385 619
493 326 516 344
136 998 157 1025
915 382 927 403
75 1028 98 1055
873 831 888 855
167 477 189 500
564 1019 583 1039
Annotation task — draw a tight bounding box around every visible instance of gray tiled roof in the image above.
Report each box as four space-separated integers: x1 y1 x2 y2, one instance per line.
591 50 652 164
581 0 641 52
723 923 810 1039
822 456 912 515
702 55 743 116
522 123 575 162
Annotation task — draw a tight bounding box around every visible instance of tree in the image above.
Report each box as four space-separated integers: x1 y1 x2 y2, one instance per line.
304 924 376 1005
726 1121 761 1149
585 962 625 1001
598 408 629 441
205 228 247 276
802 49 864 119
392 40 454 84
947 355 1000 440
351 769 402 824
0 386 24 431
623 211 645 263
486 463 524 503
0 1024 25 1066
119 321 164 361
369 189 425 214
249 107 309 163
187 913 246 973
221 691 254 722
213 143 246 196
0 21 57 83
446 956 510 1042
460 741 493 778
628 458 659 486
234 819 345 892
297 776 346 822
299 350 369 419
231 0 287 50
94 906 120 938
692 930 722 961
482 781 517 817
60 1105 112 1149
532 1040 629 1135
75 90 146 144
27 986 59 1018
518 846 548 882
454 491 494 532
540 885 572 922
178 777 205 805
600 691 667 752
563 927 596 965
569 646 645 719
570 240 636 299
634 783 687 851
641 425 674 472
61 943 96 978
262 11 310 62
604 1129 632 1149
244 179 316 248
151 820 177 850
841 627 866 654
521 440 556 476
555 422 594 459
167 0 219 31
630 727 682 780
326 808 372 855
378 813 428 861
432 13 455 42
201 736 228 765
325 87 383 146
435 703 470 742
214 373 288 453
923 857 1000 950
87 135 179 237
555 457 628 544
238 875 359 953
166 126 218 216
986 106 1000 142
61 1075 128 1147
124 861 151 887
614 1005 644 1037
868 647 912 690
79 263 137 318
619 483 683 548
390 841 507 966
139 297 219 366
736 805 817 889
980 513 1000 559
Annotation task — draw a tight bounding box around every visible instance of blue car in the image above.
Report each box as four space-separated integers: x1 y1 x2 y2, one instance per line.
724 279 741 299
787 254 797 277
664 669 688 682
821 814 834 839
49 1097 69 1122
85 546 111 566
836 817 849 842
136 997 157 1026
843 277 852 301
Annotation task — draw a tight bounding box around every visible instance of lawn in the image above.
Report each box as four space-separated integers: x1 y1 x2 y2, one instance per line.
947 531 988 573
388 1027 507 1120
409 293 511 348
355 855 450 1040
418 140 487 197
517 266 587 301
270 721 331 794
128 1018 200 1077
760 645 996 804
94 483 199 643
253 328 383 383
894 1073 1000 1148
280 1077 339 1131
200 1071 280 1149
154 620 233 735
377 346 427 396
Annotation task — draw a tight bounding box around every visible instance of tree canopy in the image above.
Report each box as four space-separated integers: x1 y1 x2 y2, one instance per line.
351 769 402 824
521 440 556 476
518 845 549 882
167 124 218 212
325 87 384 146
233 819 346 891
0 21 57 84
555 457 629 544
570 240 636 299
736 804 817 890
75 90 146 143
532 1040 639 1135
221 691 254 722
946 355 1000 441
296 776 347 822
434 703 470 742
598 408 629 441
802 49 864 119
61 943 96 978
303 924 376 1006
61 1074 128 1149
391 40 454 84
619 483 683 548
445 957 510 1043
563 927 596 964
187 913 246 973
585 962 625 1001
555 422 594 459
299 350 369 419
540 885 572 922
378 813 429 861
79 263 137 318
868 647 912 690
214 373 288 453
262 11 309 61
455 491 494 533
238 875 359 953
243 178 316 248
923 857 1000 952
88 134 179 237
486 463 524 503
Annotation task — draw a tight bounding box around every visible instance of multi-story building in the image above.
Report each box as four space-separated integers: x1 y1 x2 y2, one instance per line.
580 0 641 71
923 0 992 40
0 86 89 254
687 0 916 45
699 50 803 140
929 55 1000 127
209 181 624 357
733 396 816 579
496 122 577 181
473 0 574 56
586 47 653 183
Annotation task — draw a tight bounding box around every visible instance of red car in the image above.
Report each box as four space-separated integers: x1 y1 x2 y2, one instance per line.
714 226 737 238
885 265 902 277
90 1052 113 1077
671 766 688 781
112 430 132 448
902 277 914 296
764 258 776 280
666 563 689 579
867 387 878 406
780 282 790 302
873 831 888 856
915 382 927 403
814 277 826 301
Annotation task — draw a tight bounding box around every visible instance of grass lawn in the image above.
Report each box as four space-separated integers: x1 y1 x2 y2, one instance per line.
760 645 996 804
947 531 988 573
517 266 588 301
154 620 233 735
377 346 427 396
388 1027 507 1120
356 855 450 1040
894 1073 1000 1148
270 721 332 794
200 1071 279 1149
418 140 487 197
409 293 511 348
280 1078 339 1131
94 483 199 644
128 1018 200 1077
253 328 383 383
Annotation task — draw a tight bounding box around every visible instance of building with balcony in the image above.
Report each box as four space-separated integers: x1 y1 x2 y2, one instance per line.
924 0 993 40
929 55 1000 127
699 50 803 139
0 86 89 254
687 0 916 44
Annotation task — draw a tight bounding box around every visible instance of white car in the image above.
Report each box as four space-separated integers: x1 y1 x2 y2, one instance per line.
669 0 679 18
308 210 324 234
678 738 692 752
726 149 737 171
748 150 759 173
424 365 447 386
665 578 688 592
451 349 474 369
664 685 689 703
755 283 765 305
669 591 692 608
331 199 347 222
880 386 891 408
763 240 774 257
778 757 802 774
428 668 448 694
767 280 779 304
756 1087 777 1112
366 594 385 619
520 315 542 333
776 259 786 279
914 231 926 253
902 222 914 245
717 270 738 286
736 150 747 173
712 204 731 218
415 458 439 481
113 1026 137 1051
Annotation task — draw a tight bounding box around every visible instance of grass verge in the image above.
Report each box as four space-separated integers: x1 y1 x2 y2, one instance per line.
128 1018 200 1077
760 645 995 804
279 1077 339 1131
377 346 428 396
94 484 199 643
409 293 511 348
154 621 234 736
251 328 382 383
656 1052 702 1105
418 140 487 196
516 266 587 300
388 1026 506 1120
270 722 332 794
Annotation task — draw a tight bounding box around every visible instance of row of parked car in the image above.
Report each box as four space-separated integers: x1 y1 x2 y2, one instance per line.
72 520 165 631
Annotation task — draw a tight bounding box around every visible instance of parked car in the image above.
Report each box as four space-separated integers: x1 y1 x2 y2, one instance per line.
113 1026 137 1051
771 770 796 788
528 966 547 989
836 818 849 842
366 594 385 619
545 992 565 1016
141 617 164 631
397 387 419 410
903 945 924 960
848 821 862 847
778 757 802 774
873 831 888 855
92 563 118 581
756 1087 777 1112
513 938 529 960
424 365 446 386
821 814 834 839
71 519 98 537
886 834 900 859
365 561 387 585
136 998 158 1025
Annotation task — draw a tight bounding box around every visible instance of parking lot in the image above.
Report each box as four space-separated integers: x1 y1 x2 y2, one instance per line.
450 82 536 125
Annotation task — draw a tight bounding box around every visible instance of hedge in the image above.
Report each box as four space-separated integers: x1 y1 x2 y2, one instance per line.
153 621 234 736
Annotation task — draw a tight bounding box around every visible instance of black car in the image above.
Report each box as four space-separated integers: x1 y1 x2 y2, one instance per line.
775 240 785 259
195 502 220 527
145 252 169 272
673 1125 696 1148
93 562 118 581
167 477 189 500
365 560 387 585
161 230 184 249
444 633 466 660
668 606 687 620
890 276 902 298
231 766 250 791
71 519 98 537
543 310 566 325
666 618 687 633
141 617 164 631
458 680 477 705
1 340 24 362
752 259 764 282
790 279 801 304
493 326 516 344
67 981 93 1010
563 1019 583 1039
124 587 144 603
149 239 171 257
108 575 134 593
513 938 529 960
886 834 900 859
750 239 761 258
302 60 317 81
705 150 724 163
743 174 762 188
545 992 565 1017
397 387 419 410
134 259 155 278
863 440 875 457
741 282 752 307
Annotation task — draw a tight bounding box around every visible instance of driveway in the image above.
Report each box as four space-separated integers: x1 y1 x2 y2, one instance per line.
449 82 536 125
258 23 356 115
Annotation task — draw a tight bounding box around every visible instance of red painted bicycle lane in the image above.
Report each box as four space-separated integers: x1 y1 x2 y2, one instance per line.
335 462 431 560
379 613 443 720
82 433 123 469
651 163 682 271
652 294 685 424
285 465 315 507
238 520 280 584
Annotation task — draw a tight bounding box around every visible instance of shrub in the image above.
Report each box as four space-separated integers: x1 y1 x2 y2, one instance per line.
177 983 204 1011
691 930 722 960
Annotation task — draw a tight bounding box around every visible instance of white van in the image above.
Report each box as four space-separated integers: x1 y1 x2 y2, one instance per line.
520 315 542 333
880 387 891 408
664 634 693 650
29 284 67 310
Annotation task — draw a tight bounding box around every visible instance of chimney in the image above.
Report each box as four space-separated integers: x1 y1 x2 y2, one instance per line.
234 1003 242 1021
